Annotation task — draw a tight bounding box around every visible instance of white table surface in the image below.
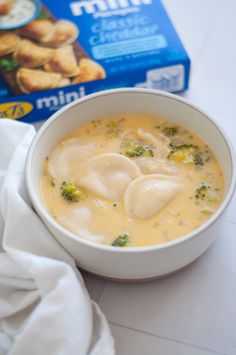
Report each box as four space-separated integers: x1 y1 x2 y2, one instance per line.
34 1 236 354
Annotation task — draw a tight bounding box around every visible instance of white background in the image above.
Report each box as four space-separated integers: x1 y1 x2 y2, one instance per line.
34 1 236 354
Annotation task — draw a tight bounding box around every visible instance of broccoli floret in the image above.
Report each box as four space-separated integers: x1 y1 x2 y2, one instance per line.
61 182 85 202
37 10 50 20
50 178 56 187
0 58 19 71
162 127 179 137
195 183 219 203
195 183 210 200
168 143 198 164
194 153 204 166
112 234 129 247
124 140 154 158
168 143 205 166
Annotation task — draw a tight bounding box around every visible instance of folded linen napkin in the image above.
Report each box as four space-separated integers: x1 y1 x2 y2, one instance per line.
0 119 114 355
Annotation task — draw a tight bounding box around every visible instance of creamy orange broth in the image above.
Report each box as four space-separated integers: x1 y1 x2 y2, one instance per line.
40 114 224 247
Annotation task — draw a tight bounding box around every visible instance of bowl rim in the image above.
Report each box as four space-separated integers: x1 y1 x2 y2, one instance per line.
26 88 236 254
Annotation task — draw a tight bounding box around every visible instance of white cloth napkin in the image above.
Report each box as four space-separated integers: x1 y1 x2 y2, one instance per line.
0 119 115 355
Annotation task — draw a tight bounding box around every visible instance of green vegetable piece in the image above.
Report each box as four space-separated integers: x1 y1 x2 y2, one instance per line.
106 121 118 128
50 178 55 187
124 140 154 158
195 183 210 200
195 182 219 203
37 11 50 20
112 234 129 247
105 121 123 139
162 127 178 137
195 183 219 203
169 143 197 150
194 153 204 166
91 119 102 127
168 143 198 164
106 128 122 139
201 207 214 215
0 58 19 71
61 182 84 202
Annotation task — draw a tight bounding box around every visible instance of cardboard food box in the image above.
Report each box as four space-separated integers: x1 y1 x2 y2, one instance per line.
0 0 190 122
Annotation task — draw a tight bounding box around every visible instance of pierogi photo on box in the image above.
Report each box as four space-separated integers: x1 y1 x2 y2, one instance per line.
0 0 106 94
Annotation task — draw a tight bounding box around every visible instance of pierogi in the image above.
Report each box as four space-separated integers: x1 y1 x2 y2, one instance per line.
17 68 63 93
40 114 224 247
0 31 20 55
14 39 54 68
44 45 80 77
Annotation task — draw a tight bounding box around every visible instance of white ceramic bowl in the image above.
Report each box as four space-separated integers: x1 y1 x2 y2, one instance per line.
26 88 236 281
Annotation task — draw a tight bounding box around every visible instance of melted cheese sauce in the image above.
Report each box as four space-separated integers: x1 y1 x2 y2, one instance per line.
40 114 224 247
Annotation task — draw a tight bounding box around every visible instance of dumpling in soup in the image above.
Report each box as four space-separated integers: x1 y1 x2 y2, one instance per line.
124 174 181 219
47 138 95 182
58 207 105 242
77 153 141 202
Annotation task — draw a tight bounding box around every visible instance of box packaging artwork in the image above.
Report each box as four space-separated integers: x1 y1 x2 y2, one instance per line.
0 0 190 122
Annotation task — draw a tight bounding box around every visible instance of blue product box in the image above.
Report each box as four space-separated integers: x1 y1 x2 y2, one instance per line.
0 0 190 122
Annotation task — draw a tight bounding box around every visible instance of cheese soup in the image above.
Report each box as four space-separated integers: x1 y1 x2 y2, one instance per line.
40 114 224 247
